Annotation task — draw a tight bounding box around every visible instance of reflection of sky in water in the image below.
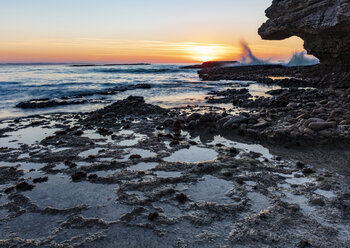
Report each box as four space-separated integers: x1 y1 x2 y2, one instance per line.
247 84 281 98
207 135 274 160
0 126 58 148
129 162 158 171
269 76 291 80
185 175 233 204
164 146 218 163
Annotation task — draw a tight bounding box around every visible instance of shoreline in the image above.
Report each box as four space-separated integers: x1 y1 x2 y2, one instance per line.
1 0 349 245
0 65 349 246
0 96 350 247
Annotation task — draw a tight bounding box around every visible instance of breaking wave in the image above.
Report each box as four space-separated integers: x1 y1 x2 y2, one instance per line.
239 41 270 66
286 51 319 66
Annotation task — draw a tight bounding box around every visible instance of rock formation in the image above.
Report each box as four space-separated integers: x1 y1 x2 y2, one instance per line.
258 0 350 67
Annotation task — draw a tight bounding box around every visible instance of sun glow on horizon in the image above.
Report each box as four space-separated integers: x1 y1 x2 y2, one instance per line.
189 45 222 62
0 37 304 64
0 0 307 63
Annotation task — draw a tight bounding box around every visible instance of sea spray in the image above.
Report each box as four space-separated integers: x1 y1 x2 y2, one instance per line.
286 51 319 66
239 41 270 66
222 41 271 67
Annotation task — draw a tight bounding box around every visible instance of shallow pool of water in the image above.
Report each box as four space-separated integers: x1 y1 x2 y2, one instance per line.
208 135 274 161
116 133 146 147
154 171 182 178
82 129 113 143
315 189 336 198
23 174 117 209
247 84 281 98
0 126 59 148
79 147 103 158
185 175 233 204
164 146 218 163
129 162 158 171
127 148 157 158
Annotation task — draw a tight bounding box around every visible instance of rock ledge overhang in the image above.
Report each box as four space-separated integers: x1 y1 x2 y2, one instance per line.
258 0 350 67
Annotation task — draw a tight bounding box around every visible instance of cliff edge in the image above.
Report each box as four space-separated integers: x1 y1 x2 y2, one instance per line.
258 0 350 67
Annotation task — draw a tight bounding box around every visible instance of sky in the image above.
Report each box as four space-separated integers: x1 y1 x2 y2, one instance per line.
0 0 304 63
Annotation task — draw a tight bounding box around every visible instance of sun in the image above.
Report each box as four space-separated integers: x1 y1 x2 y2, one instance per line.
189 45 220 62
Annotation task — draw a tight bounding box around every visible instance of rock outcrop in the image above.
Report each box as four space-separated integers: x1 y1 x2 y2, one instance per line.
258 0 350 67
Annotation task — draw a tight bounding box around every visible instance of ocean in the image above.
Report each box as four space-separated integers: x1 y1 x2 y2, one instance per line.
0 64 278 119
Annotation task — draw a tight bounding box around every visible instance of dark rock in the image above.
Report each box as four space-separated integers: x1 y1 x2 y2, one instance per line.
302 168 316 175
33 176 48 183
88 174 98 180
182 61 238 69
202 61 239 68
223 172 233 177
170 140 180 146
176 193 188 203
156 126 164 130
298 240 312 248
296 161 305 169
64 160 77 168
16 98 102 109
174 119 183 128
236 178 244 185
259 0 350 67
308 121 336 131
187 113 202 122
55 130 67 136
248 151 262 159
129 154 142 159
72 171 87 181
89 96 168 119
72 130 84 136
229 147 239 156
5 186 15 194
16 84 152 109
16 182 34 191
97 128 112 135
310 197 325 206
0 166 24 184
275 156 282 161
87 155 96 160
163 118 174 127
148 212 159 221
266 89 284 95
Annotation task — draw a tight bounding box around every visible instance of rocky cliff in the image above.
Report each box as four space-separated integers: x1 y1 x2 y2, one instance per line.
258 0 350 67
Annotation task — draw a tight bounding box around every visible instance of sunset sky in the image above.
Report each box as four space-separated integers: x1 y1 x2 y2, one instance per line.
0 0 304 63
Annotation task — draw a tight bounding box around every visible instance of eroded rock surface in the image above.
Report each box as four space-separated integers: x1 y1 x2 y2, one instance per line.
1 97 350 247
259 0 350 67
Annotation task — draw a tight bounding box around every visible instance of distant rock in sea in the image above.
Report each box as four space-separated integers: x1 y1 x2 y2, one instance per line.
182 61 239 69
70 63 151 67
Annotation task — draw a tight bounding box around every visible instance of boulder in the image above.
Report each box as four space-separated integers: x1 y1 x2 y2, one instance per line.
308 121 336 131
229 115 249 124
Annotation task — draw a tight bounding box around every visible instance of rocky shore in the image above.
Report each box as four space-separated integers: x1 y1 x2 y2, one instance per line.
0 0 349 246
203 86 350 146
198 64 350 89
0 95 350 247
